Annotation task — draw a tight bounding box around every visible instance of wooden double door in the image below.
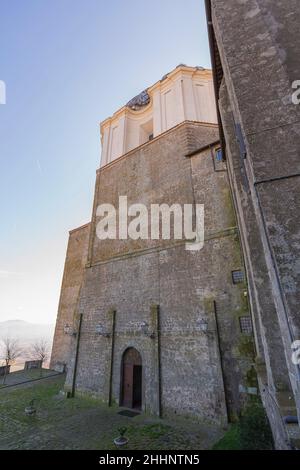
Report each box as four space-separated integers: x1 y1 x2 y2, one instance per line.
121 348 142 410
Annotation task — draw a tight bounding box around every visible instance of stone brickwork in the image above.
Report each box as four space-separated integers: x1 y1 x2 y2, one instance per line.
50 223 90 373
206 0 300 448
53 121 255 424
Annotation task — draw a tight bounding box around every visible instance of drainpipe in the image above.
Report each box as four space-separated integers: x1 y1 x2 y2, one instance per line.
108 309 116 407
157 306 162 418
71 313 83 397
213 300 230 422
152 304 162 417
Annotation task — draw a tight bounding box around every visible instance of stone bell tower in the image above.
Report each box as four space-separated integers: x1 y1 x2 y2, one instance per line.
51 65 255 424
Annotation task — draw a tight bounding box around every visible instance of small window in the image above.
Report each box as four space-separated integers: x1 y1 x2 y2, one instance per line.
215 147 223 162
239 316 253 335
232 270 245 284
140 119 153 145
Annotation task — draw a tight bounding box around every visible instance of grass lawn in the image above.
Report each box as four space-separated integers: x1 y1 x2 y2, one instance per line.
212 399 274 450
0 374 223 450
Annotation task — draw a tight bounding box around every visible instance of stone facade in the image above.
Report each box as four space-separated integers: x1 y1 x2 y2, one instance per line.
50 223 90 373
205 0 300 448
51 113 256 423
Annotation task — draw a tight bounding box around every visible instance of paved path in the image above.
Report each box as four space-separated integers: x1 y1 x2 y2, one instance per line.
0 374 224 450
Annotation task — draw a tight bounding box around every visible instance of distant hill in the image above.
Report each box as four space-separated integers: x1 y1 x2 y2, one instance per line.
0 320 55 370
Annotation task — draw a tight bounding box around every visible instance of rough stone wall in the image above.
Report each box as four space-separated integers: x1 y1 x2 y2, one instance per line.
50 223 90 372
88 121 221 264
63 122 255 423
209 0 300 448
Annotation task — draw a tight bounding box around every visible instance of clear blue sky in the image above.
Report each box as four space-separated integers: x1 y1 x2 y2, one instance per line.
0 0 211 324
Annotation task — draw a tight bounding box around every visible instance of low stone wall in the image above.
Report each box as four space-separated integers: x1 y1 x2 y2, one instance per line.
24 360 42 370
0 365 10 376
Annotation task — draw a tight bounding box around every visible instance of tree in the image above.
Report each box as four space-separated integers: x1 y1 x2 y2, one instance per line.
0 337 22 384
30 338 49 376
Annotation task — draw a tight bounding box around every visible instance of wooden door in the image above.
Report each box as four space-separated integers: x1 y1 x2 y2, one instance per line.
121 348 142 409
122 363 133 408
132 365 142 409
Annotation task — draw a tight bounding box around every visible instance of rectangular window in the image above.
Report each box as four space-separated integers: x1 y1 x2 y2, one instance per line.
232 270 245 284
239 316 253 335
140 119 153 146
215 147 223 162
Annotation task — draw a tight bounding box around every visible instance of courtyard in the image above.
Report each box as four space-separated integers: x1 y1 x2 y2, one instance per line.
0 373 224 450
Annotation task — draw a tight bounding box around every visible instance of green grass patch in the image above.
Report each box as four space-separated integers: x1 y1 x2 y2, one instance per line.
213 425 242 450
213 399 274 450
0 376 66 425
127 423 172 440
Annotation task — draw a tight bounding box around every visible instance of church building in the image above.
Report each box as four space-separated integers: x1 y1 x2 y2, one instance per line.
51 65 255 423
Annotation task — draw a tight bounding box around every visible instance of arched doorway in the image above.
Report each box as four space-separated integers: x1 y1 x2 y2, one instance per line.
121 347 142 410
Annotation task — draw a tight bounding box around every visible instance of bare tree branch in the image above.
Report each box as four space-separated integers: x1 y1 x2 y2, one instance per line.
0 337 22 384
30 338 50 376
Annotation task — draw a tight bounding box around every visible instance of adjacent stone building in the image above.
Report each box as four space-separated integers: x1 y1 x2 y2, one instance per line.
51 65 256 424
205 0 300 448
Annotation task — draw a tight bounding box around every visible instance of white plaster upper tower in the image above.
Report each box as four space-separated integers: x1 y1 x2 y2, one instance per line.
100 65 217 167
